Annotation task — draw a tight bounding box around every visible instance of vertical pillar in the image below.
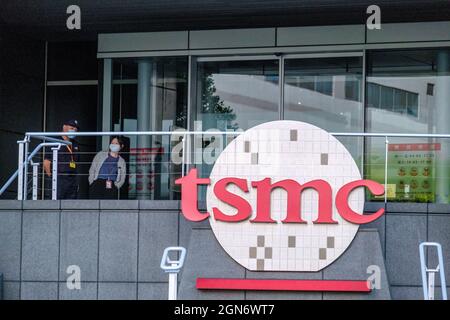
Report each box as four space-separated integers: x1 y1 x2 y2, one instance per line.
137 60 152 199
51 147 59 200
17 141 25 200
435 51 450 203
102 59 113 150
32 163 39 200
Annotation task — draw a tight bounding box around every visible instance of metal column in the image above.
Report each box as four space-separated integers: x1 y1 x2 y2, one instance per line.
137 59 153 200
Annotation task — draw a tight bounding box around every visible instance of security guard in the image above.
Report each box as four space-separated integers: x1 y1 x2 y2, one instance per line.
43 120 80 199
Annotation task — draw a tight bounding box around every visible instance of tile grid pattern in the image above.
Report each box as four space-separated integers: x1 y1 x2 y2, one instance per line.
0 200 448 299
207 121 363 272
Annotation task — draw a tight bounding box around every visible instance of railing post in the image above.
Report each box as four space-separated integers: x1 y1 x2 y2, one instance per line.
428 269 436 300
420 242 448 300
185 133 191 174
1 141 70 199
51 145 60 200
31 162 39 200
384 136 389 204
17 140 25 200
160 247 187 300
23 137 30 200
181 134 186 177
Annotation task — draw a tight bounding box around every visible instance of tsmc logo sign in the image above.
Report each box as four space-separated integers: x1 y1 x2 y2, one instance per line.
176 121 385 272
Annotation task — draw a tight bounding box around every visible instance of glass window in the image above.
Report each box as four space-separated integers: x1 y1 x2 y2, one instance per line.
194 59 279 200
296 75 315 91
393 88 407 114
406 92 419 117
284 57 363 132
284 56 363 164
195 59 279 131
345 76 361 102
380 85 394 111
366 49 450 203
316 75 333 96
113 60 138 80
367 82 380 109
110 57 188 200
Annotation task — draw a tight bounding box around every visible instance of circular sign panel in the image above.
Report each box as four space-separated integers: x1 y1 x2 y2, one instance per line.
207 120 364 272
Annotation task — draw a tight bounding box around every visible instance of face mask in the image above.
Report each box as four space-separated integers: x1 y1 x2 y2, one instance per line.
110 144 121 153
67 129 76 139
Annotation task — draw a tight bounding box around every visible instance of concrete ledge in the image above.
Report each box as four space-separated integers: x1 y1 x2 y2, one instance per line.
386 214 427 286
386 202 427 213
61 200 100 210
59 282 97 300
2 281 19 300
428 203 450 214
139 200 179 210
198 201 207 212
192 219 211 229
98 282 137 300
100 200 139 210
138 283 168 300
0 211 21 281
21 211 60 281
0 200 22 210
98 211 138 282
23 200 60 210
178 228 246 299
390 286 423 300
178 228 389 299
0 197 445 300
323 229 390 300
364 202 385 213
59 211 99 282
21 282 58 300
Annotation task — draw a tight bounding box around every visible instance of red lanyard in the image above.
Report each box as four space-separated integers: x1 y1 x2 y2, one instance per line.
66 145 74 162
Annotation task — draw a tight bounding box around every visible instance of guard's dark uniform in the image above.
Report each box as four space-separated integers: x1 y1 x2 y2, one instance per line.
45 139 80 199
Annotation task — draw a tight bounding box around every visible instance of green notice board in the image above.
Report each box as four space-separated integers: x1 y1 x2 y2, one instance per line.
369 143 441 202
383 143 439 202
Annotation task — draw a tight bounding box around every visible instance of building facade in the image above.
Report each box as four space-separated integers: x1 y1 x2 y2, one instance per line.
1 1 450 300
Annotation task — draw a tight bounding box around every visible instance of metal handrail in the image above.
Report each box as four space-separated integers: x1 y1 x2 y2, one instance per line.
420 242 447 300
29 135 76 144
25 131 243 137
24 131 450 138
3 130 450 200
331 133 450 138
0 140 71 197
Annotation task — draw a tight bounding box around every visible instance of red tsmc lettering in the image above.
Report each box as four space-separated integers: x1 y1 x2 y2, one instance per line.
175 169 385 224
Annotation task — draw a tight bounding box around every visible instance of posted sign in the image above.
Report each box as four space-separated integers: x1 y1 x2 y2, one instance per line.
176 120 385 272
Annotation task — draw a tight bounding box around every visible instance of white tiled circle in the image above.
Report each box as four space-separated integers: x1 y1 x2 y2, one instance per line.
207 120 363 272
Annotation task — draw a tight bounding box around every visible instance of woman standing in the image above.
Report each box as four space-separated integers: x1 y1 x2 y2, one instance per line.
89 136 127 199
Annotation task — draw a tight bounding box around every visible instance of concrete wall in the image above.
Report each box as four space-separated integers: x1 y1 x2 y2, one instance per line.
0 200 449 300
0 200 182 300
